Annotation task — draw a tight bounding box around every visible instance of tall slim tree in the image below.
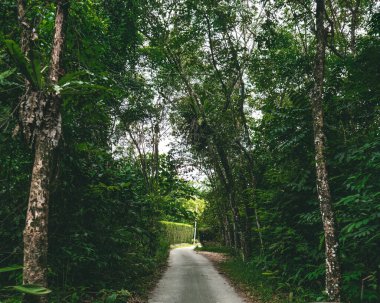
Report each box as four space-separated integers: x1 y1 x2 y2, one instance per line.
17 1 69 301
311 0 341 301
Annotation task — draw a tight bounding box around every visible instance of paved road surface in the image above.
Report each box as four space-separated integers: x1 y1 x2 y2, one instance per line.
149 246 245 303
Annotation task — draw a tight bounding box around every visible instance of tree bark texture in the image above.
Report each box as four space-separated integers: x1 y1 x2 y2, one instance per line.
312 0 341 301
349 0 360 53
20 1 69 302
17 0 30 54
153 122 160 180
242 198 253 260
224 216 232 247
23 137 52 290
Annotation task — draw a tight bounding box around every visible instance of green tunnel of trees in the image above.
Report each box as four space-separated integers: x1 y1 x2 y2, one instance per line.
0 0 379 303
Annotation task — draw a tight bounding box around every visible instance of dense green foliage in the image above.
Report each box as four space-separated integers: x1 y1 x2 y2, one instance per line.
0 0 379 302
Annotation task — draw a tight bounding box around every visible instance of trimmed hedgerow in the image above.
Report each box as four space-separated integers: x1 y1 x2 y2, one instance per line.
160 221 194 244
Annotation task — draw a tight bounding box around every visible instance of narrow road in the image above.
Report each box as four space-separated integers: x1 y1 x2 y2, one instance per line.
149 246 245 303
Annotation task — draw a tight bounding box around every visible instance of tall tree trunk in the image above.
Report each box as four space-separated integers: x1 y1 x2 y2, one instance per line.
211 146 239 250
127 129 150 189
242 197 253 260
236 76 264 257
349 0 360 53
23 128 54 288
228 192 240 251
21 2 69 302
312 0 341 301
253 207 264 254
153 122 160 181
17 0 30 55
224 215 232 247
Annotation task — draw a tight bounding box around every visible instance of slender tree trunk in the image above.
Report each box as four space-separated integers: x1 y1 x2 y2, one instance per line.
228 192 240 250
211 147 239 249
153 122 159 180
17 0 30 54
312 0 341 301
214 142 242 251
242 198 253 259
127 129 150 189
247 167 264 256
349 0 360 53
224 215 232 247
236 76 264 257
21 2 69 302
254 207 264 254
236 140 265 256
220 225 226 246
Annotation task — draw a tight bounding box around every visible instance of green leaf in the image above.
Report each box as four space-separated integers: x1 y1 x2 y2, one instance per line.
4 39 38 88
29 49 43 89
57 81 109 96
58 70 92 85
0 68 16 85
8 285 52 295
0 265 23 273
105 293 118 303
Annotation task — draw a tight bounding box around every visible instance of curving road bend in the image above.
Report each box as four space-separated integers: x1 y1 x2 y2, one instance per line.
148 246 245 303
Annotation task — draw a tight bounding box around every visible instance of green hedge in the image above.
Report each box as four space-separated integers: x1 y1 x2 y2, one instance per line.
160 221 194 244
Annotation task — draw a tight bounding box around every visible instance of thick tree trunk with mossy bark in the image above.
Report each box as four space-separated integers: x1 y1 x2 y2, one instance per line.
22 92 62 303
23 137 51 290
312 0 341 301
19 1 69 302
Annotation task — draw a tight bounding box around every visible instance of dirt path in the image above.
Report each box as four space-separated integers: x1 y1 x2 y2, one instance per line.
148 246 246 303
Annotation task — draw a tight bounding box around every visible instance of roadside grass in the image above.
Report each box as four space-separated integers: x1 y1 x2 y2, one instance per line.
220 257 286 303
198 244 318 303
